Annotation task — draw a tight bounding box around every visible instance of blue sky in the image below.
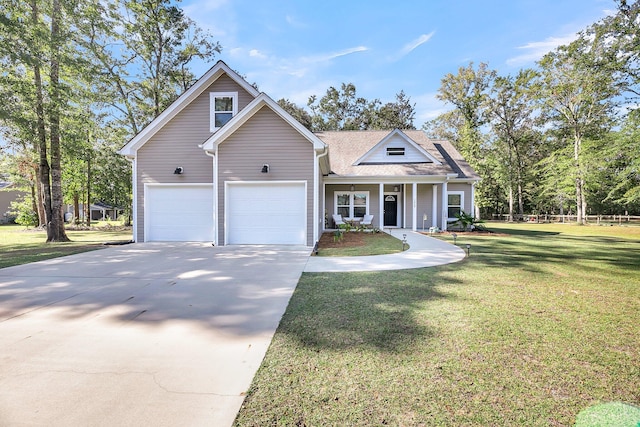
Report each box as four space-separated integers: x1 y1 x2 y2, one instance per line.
182 0 617 127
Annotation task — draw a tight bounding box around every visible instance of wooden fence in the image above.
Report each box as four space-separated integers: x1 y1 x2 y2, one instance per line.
489 214 640 225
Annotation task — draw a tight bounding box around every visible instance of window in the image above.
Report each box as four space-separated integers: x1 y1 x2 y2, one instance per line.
447 191 464 220
334 191 369 218
386 147 405 156
210 92 238 131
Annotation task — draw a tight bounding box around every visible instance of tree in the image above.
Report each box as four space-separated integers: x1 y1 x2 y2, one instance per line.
0 0 75 241
486 69 540 220
429 62 497 218
372 90 416 130
79 0 222 135
277 99 313 130
307 83 380 131
536 35 618 224
604 110 640 206
436 62 496 161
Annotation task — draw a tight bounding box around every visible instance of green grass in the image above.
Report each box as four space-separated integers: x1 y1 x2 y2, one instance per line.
0 223 132 269
234 222 640 426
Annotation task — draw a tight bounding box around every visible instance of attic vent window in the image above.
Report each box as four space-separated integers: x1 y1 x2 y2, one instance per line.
387 147 405 156
210 92 238 131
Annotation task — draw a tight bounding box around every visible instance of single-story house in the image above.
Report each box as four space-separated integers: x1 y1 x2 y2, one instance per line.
118 61 480 246
64 202 124 222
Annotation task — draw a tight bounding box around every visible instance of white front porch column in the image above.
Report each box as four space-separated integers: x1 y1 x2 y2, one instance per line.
471 181 477 219
379 182 384 231
412 182 417 231
441 181 448 231
432 184 437 228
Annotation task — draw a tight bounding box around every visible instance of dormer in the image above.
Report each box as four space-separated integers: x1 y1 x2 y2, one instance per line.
354 129 442 165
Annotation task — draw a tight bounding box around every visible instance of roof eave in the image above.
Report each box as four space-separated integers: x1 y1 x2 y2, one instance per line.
118 60 259 157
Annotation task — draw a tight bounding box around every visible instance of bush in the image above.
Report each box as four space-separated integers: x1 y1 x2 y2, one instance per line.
9 196 38 227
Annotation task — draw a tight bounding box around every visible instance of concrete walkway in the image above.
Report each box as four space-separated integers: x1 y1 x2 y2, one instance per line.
304 229 466 272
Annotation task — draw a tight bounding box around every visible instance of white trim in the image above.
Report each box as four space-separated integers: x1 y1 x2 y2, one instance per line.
202 93 326 152
447 190 464 222
441 181 448 231
412 183 417 231
119 61 259 156
333 190 370 219
432 184 438 229
353 129 442 165
210 91 238 132
224 180 308 246
379 183 384 231
130 158 138 242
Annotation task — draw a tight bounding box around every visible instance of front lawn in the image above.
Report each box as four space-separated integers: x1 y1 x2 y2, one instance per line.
234 222 640 426
0 224 132 269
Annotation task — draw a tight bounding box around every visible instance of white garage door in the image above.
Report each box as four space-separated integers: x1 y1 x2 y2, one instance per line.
226 182 306 245
145 184 213 242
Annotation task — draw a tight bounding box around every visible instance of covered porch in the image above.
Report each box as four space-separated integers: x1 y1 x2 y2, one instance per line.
323 178 476 232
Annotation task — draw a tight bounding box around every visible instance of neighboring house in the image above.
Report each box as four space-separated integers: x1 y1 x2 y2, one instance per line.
64 202 124 222
0 182 25 224
118 61 480 245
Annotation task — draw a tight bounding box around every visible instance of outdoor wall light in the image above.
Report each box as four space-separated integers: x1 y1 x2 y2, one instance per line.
394 185 400 192
261 164 270 173
174 167 184 174
350 184 355 191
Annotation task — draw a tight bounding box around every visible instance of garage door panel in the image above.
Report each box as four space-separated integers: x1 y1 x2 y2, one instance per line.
146 185 213 242
227 182 306 245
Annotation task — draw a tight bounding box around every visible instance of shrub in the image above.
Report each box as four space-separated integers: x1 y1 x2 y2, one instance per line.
9 196 38 227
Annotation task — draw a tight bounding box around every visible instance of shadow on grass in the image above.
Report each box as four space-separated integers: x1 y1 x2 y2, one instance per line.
459 233 640 273
278 269 458 353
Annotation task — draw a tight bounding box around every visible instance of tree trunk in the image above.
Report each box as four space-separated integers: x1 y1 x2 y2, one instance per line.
73 193 80 224
573 129 586 225
47 0 69 242
86 149 91 226
508 186 514 222
33 165 45 226
31 1 53 236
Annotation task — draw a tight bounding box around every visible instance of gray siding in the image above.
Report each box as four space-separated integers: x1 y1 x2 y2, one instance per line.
135 74 255 241
448 182 473 214
217 106 315 245
325 184 381 229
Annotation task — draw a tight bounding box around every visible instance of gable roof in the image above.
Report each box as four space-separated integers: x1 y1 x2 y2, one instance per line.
118 61 260 157
201 93 326 152
201 93 330 173
353 129 442 165
315 130 480 180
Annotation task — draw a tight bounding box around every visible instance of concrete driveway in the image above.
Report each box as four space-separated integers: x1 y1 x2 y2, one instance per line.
0 243 310 427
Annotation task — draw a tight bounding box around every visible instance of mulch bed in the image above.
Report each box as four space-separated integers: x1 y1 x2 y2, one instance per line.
318 231 368 249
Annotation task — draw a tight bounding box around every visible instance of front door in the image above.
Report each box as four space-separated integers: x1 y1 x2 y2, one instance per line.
384 195 398 226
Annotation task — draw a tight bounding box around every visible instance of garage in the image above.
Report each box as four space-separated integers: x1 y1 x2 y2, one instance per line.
145 184 213 241
226 181 306 245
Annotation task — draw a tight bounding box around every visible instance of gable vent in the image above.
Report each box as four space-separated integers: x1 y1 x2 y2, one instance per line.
386 147 405 156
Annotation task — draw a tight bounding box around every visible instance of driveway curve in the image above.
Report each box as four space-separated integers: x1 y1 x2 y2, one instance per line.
0 243 310 427
304 229 466 272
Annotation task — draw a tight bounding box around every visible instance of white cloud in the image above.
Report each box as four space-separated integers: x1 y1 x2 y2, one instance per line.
302 46 369 64
506 34 577 67
249 49 267 59
285 14 307 28
398 32 435 59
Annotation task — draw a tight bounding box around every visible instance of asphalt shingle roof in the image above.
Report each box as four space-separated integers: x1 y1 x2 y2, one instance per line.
314 130 480 179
